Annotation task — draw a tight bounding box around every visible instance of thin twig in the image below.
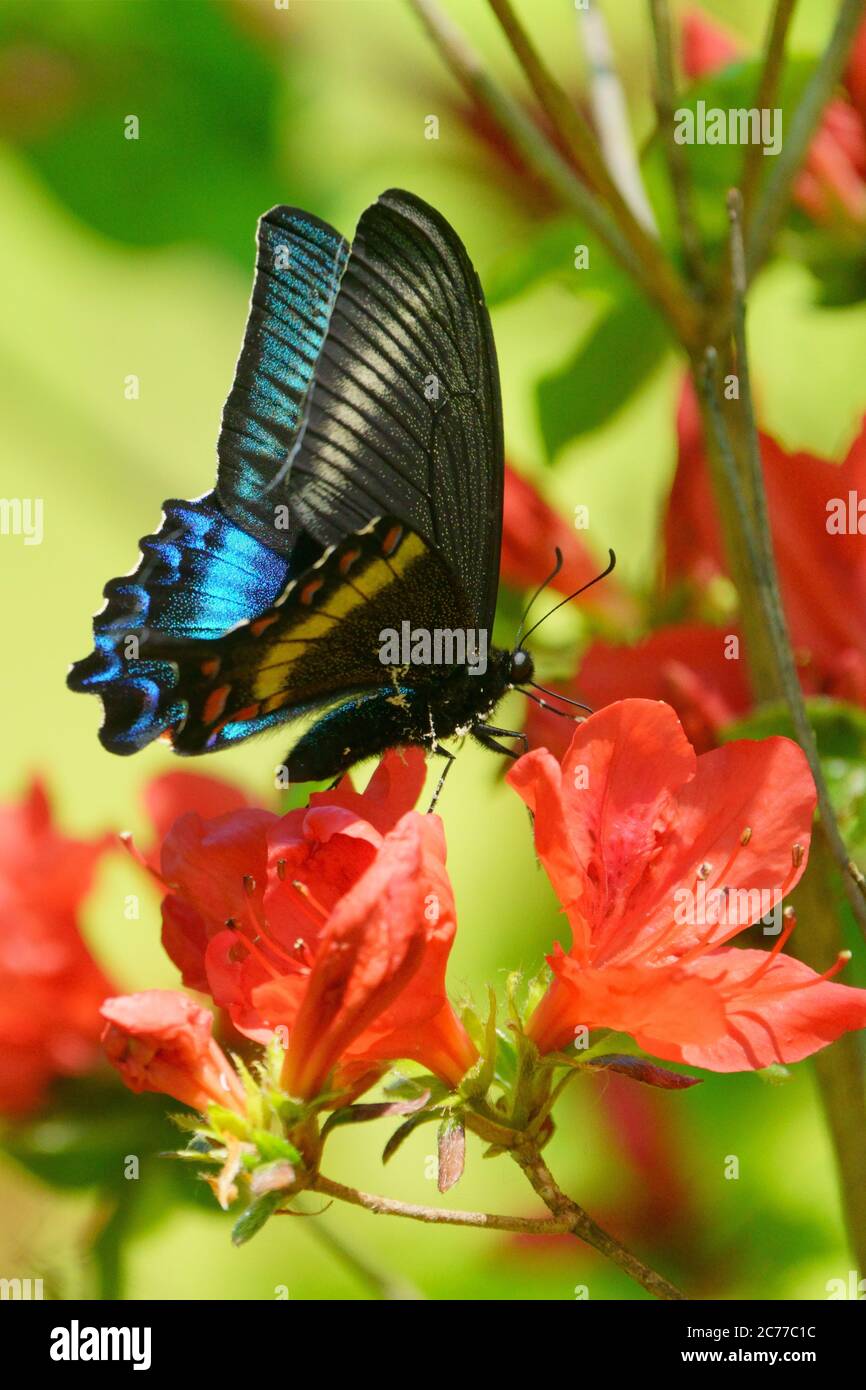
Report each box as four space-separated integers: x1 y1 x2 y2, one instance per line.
649 0 705 290
487 0 632 196
579 4 658 232
747 0 866 279
408 0 654 301
740 0 799 226
312 1172 576 1234
314 1165 687 1299
790 836 866 1273
512 1144 687 1300
478 0 701 346
728 190 866 934
698 195 866 935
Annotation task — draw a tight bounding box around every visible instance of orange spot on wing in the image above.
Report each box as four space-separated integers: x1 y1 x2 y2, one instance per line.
250 612 279 637
203 684 231 725
231 703 260 723
382 524 403 557
300 577 325 605
338 546 361 575
200 658 221 678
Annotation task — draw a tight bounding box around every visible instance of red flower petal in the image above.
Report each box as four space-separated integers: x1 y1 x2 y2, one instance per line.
527 625 752 758
509 700 696 958
0 779 115 1113
101 989 246 1112
681 10 740 78
274 813 476 1098
502 464 635 622
641 950 866 1072
310 748 427 833
527 949 725 1055
142 770 252 863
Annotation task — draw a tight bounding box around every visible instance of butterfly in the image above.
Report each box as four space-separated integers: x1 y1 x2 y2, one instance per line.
69 188 609 800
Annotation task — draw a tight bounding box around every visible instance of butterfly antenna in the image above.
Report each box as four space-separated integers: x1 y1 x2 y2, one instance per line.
515 548 564 647
520 549 616 646
520 687 591 721
524 683 592 713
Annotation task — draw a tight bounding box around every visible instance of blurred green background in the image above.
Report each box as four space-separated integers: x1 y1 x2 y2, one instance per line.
2 0 866 1300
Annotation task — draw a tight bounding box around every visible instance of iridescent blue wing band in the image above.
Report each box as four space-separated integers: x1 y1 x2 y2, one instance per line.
215 206 349 552
67 495 290 753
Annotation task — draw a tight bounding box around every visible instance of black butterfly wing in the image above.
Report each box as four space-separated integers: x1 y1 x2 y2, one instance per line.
245 189 505 632
134 518 473 757
215 205 350 554
69 192 503 764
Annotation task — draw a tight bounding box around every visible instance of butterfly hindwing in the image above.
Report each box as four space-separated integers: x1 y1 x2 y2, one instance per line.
133 518 473 755
67 494 292 753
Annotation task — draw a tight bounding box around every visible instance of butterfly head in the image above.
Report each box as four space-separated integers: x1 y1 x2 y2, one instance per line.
508 646 534 686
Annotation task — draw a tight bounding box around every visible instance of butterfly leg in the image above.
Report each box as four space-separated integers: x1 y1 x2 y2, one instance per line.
474 725 536 833
427 744 457 813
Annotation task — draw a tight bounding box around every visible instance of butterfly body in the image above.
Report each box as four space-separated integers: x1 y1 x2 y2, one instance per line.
69 190 535 785
281 649 524 783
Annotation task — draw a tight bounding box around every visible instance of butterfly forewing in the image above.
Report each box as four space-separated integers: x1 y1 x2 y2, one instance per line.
243 190 504 631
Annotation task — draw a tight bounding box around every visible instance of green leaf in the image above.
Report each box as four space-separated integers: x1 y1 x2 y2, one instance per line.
793 224 866 309
251 1130 301 1164
231 1190 285 1247
207 1104 250 1140
642 58 816 268
494 1027 519 1089
537 294 669 459
383 1072 448 1103
382 1108 443 1165
460 986 498 1099
0 0 315 265
3 1078 179 1192
486 217 630 307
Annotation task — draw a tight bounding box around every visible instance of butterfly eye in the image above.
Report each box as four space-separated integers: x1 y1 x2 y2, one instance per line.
510 648 532 680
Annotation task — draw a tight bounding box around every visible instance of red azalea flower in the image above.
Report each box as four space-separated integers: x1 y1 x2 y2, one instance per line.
502 463 636 624
101 990 246 1115
533 380 866 747
149 751 476 1100
526 624 752 758
682 9 866 228
681 10 740 77
141 770 252 861
508 699 866 1072
0 780 115 1112
666 377 866 704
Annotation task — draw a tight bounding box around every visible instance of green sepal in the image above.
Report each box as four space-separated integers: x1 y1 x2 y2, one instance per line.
207 1103 250 1140
252 1130 301 1164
